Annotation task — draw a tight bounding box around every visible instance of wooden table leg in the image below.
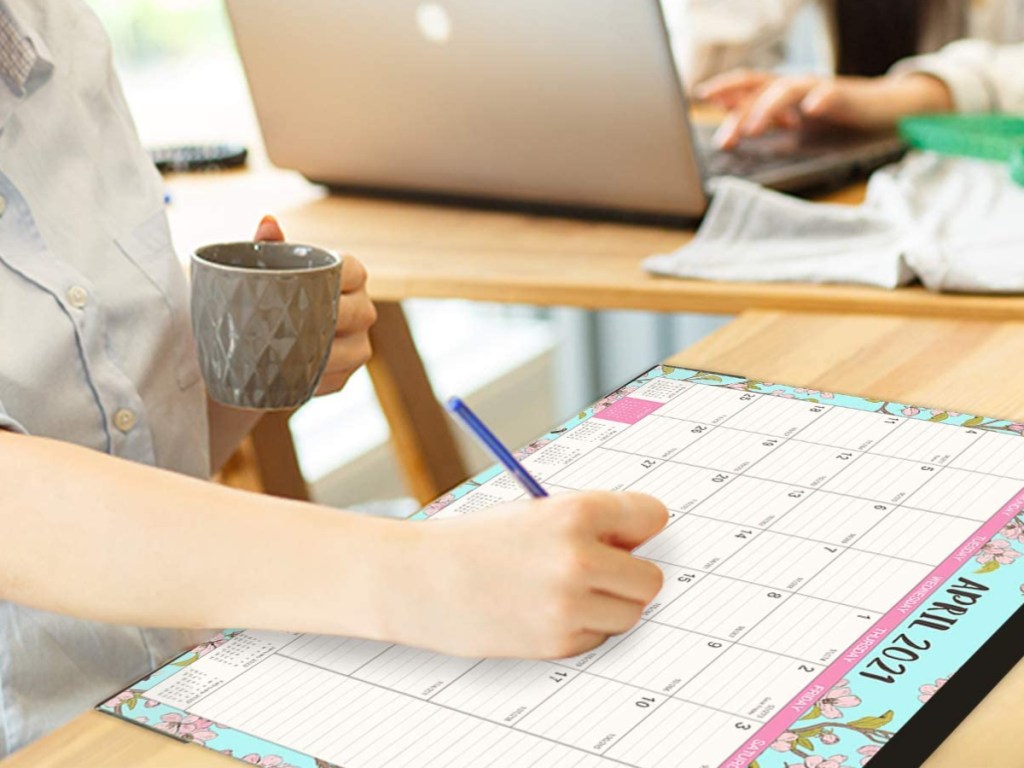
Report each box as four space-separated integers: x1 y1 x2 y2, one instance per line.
248 410 309 500
217 411 310 501
367 300 468 504
219 301 466 505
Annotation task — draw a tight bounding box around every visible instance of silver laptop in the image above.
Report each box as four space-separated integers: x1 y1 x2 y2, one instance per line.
226 0 904 223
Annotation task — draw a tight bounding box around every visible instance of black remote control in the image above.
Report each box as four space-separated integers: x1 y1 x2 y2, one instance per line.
148 144 249 173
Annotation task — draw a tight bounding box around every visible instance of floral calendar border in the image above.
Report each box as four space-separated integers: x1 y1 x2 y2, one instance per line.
96 366 1024 768
97 629 338 768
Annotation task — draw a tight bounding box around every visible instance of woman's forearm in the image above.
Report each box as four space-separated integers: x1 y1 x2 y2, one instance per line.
0 431 670 659
0 430 411 639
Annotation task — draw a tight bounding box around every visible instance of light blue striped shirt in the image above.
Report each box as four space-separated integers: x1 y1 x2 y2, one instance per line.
0 0 210 755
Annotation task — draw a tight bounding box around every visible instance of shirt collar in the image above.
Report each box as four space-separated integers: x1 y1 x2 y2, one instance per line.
0 0 53 99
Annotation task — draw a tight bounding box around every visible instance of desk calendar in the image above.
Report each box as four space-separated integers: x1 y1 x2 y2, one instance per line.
100 366 1024 768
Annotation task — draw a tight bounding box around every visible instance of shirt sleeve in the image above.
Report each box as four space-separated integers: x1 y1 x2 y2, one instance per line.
0 398 28 434
663 0 812 91
891 39 1024 115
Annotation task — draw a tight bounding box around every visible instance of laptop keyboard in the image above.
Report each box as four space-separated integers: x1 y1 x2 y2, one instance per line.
694 122 860 179
703 146 804 178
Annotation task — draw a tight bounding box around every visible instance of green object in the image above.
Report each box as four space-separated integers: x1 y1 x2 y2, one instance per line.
1012 145 1024 187
899 114 1024 187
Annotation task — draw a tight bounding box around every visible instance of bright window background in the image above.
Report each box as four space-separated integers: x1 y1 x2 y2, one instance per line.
87 0 257 146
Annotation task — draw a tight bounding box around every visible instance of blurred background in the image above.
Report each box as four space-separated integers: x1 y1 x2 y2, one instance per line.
89 0 851 512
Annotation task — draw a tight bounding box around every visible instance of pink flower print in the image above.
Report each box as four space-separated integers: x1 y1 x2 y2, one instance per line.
1003 519 1024 542
918 677 947 704
154 713 217 744
1007 423 1024 434
797 756 849 768
818 679 861 718
795 388 835 399
771 731 798 752
591 384 642 416
976 538 1021 565
195 632 230 658
424 492 456 514
520 438 552 457
775 392 796 399
725 382 749 391
103 690 136 710
241 755 297 768
820 730 839 745
145 698 159 707
902 407 921 417
858 745 881 765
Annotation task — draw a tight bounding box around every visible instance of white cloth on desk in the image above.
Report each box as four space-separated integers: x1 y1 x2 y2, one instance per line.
644 152 1024 293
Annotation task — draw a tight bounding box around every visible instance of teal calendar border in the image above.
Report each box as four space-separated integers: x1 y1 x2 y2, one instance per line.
96 366 1024 768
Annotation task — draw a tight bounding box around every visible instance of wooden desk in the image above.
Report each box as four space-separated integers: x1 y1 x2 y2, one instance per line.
172 167 1024 320
7 310 1024 768
168 165 1024 505
174 170 1007 507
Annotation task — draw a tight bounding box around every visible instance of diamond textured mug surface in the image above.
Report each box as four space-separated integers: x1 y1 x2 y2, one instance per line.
191 242 342 410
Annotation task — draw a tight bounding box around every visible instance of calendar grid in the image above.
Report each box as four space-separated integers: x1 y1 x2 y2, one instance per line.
207 650 647 768
183 633 306 711
543 385 762 490
325 642 393 678
605 407 1014 486
601 398 886 735
680 508 939 568
594 446 998 525
640 617 822 667
636 557 879 615
274 654 643 766
505 379 1004 758
442 379 1011 758
102 368 1024 768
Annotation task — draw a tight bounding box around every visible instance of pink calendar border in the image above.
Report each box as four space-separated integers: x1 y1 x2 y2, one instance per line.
721 484 1024 768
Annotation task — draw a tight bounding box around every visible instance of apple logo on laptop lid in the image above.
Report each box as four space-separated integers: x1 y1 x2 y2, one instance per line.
416 2 452 44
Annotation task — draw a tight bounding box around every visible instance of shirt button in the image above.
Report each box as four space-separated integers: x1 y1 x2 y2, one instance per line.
66 285 89 309
113 408 137 433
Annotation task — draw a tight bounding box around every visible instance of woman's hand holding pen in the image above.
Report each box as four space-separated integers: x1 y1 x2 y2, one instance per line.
384 492 668 659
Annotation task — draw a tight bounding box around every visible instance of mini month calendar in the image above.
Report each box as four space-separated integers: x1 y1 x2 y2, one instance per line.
100 366 1024 768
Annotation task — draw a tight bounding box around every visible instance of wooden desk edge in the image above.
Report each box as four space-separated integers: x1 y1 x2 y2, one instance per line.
364 274 1024 320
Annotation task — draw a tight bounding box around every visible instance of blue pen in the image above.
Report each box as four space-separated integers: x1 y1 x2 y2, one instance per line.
445 396 548 498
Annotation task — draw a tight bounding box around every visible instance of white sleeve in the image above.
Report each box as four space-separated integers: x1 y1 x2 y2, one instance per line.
661 0 811 91
0 399 28 434
891 39 1024 115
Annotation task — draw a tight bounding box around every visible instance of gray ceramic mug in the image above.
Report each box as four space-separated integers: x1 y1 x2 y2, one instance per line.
191 241 343 410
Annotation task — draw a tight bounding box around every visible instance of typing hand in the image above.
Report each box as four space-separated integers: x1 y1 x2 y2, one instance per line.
395 492 668 658
695 70 953 150
255 215 377 394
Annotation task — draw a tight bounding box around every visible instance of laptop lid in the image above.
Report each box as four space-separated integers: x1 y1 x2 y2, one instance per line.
226 0 708 220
